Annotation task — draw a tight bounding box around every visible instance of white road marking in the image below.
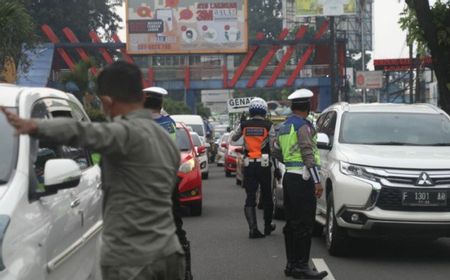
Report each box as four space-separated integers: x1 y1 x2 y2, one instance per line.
312 258 336 280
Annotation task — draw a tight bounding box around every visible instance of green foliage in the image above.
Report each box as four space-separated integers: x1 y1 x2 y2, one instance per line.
61 59 96 93
248 0 283 39
196 102 211 118
19 0 123 41
0 0 36 78
164 98 191 115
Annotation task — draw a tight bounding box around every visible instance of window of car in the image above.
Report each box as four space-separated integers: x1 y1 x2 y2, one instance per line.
230 133 244 146
0 108 19 185
190 133 202 147
318 111 337 140
176 128 193 151
339 112 450 146
189 124 204 137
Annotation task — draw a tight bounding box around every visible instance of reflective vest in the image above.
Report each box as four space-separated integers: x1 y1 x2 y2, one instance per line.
278 115 320 172
241 119 272 159
154 115 176 141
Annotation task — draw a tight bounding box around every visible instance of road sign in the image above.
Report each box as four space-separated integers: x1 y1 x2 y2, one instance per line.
227 97 255 113
356 71 383 89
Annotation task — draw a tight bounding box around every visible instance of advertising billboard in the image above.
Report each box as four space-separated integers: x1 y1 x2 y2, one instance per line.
355 71 383 89
126 0 248 54
295 0 357 17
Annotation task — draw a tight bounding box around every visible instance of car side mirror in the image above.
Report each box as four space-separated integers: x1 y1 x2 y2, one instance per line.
317 133 332 150
44 159 81 193
235 147 243 154
197 146 206 155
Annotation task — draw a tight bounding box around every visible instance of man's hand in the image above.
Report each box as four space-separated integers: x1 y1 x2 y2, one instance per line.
1 107 38 135
314 183 324 198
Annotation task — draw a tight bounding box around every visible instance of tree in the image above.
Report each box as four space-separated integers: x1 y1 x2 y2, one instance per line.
20 0 123 40
248 0 283 39
164 98 191 115
196 102 212 118
0 0 35 82
400 0 450 113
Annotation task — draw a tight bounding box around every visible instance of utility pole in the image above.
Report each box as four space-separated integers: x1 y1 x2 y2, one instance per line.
409 43 414 104
415 53 421 103
330 16 339 104
360 0 366 103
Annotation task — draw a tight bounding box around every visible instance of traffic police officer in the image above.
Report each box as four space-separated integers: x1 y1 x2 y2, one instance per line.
232 97 276 239
274 89 328 279
144 86 193 280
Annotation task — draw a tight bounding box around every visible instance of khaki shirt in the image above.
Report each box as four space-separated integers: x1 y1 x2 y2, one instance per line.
35 109 182 266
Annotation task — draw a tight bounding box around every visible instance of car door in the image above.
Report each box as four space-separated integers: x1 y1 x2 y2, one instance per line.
317 111 338 214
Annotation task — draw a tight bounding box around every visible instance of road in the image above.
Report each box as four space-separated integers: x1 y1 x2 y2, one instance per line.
183 166 450 280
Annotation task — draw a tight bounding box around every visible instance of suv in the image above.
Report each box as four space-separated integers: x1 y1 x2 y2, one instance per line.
316 103 450 255
0 84 102 279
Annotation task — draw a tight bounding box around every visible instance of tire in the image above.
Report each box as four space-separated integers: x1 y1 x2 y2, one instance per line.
325 193 350 256
217 163 223 167
225 171 232 177
236 178 242 186
272 186 284 220
202 172 209 180
190 201 202 216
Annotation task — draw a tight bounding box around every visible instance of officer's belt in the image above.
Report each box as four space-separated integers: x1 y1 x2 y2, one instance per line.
284 162 305 167
247 158 262 163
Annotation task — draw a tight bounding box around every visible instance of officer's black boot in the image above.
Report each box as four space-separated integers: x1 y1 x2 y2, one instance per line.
283 227 295 277
263 205 276 236
181 240 193 280
244 207 265 239
291 231 328 279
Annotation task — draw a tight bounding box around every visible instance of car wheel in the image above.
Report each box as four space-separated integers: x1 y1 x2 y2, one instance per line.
225 171 232 177
325 193 349 256
236 178 242 185
217 163 223 167
190 201 202 216
202 172 209 180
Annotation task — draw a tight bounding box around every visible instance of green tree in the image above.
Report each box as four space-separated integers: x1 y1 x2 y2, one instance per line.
196 102 211 118
248 1 283 39
20 0 123 40
0 0 35 81
164 98 191 115
400 0 450 113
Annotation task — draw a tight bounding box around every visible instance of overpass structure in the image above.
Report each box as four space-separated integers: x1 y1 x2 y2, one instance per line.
18 21 346 112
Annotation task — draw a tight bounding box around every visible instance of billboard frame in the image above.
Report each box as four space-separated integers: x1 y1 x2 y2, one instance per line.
125 0 249 55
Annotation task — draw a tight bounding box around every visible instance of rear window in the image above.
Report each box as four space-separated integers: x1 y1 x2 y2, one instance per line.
176 128 193 151
0 108 18 184
190 133 202 146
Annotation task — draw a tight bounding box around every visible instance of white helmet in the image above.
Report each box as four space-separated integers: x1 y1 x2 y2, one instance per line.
249 97 268 116
288 89 314 101
143 86 168 96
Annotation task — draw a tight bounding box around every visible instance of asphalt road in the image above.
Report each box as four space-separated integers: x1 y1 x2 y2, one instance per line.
183 166 450 280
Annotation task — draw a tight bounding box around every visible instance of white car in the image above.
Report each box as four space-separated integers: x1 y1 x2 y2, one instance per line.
316 103 450 255
190 132 209 179
216 132 230 166
0 84 102 279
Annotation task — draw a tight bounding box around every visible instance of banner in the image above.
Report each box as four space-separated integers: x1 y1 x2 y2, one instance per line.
295 0 357 17
356 71 383 89
126 0 248 54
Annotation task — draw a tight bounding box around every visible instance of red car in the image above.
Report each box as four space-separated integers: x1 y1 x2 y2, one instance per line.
224 131 244 177
176 123 204 216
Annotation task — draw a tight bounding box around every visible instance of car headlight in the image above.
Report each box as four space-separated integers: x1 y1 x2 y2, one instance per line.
179 158 196 174
340 161 378 181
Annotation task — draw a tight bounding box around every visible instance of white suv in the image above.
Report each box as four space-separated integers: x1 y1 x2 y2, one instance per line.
0 84 102 279
315 103 450 255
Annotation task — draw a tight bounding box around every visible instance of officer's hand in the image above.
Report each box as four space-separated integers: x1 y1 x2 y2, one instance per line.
1 107 38 135
274 168 282 181
314 183 324 198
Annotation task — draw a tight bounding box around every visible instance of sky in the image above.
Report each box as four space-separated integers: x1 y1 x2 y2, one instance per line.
116 1 414 64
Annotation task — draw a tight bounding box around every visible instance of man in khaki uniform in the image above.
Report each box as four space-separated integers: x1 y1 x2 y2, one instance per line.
1 61 185 280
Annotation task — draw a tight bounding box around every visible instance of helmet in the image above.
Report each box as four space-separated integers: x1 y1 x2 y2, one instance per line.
143 86 168 96
288 89 313 103
249 97 268 116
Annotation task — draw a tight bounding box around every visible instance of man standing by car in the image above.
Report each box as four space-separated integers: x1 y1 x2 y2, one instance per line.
274 89 327 279
1 61 185 280
232 97 276 239
144 86 193 280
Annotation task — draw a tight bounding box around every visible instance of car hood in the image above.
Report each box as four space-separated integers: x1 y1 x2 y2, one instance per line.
337 144 450 169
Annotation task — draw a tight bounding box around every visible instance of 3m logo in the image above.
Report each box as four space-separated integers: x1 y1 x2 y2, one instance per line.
416 172 434 186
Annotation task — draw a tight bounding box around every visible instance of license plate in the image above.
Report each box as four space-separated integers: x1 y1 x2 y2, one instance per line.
402 191 447 207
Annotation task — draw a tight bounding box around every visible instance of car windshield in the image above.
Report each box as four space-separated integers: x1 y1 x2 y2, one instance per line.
176 128 192 151
221 134 229 143
0 108 18 184
189 124 204 136
340 112 450 146
190 133 202 147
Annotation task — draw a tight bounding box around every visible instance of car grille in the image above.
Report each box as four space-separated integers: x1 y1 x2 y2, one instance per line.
377 187 450 212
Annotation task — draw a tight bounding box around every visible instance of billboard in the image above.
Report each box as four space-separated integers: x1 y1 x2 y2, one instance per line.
295 0 357 17
355 71 383 89
126 0 248 54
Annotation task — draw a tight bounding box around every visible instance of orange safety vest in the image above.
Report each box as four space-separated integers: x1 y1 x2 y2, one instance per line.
242 119 272 159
